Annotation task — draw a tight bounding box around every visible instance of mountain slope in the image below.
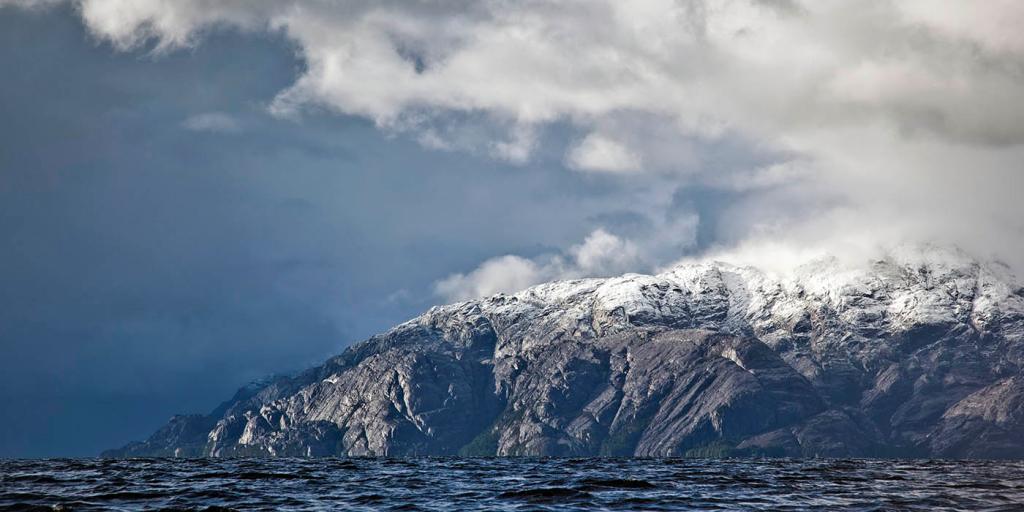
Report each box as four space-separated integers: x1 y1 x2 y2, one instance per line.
105 246 1024 458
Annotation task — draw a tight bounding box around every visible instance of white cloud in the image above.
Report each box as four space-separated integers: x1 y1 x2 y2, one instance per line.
570 228 641 274
433 255 542 302
21 1 1024 150
9 0 1024 279
896 0 1024 55
433 227 686 301
181 112 241 133
490 124 537 164
567 133 642 173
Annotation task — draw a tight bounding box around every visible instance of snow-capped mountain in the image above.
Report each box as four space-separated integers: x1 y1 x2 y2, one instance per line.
106 245 1024 458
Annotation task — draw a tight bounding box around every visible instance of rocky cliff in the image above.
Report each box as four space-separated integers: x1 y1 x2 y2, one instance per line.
105 245 1024 458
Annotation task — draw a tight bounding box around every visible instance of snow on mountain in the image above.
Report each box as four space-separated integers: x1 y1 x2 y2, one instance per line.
106 245 1024 458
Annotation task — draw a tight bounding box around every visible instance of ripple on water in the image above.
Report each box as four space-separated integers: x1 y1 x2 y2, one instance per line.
2 458 1024 511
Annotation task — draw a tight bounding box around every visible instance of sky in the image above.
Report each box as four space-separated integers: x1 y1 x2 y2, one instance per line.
1 0 1023 457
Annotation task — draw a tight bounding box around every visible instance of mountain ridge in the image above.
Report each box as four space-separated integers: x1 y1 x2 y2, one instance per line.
105 245 1024 458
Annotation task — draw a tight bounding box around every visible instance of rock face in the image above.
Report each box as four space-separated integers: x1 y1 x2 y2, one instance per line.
104 246 1024 458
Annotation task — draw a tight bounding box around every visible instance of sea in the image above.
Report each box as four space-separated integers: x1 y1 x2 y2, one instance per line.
2 457 1023 511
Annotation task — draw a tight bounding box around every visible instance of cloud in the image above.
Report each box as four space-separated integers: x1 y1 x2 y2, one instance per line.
434 227 683 301
897 0 1024 55
9 0 1024 277
434 255 543 302
490 123 537 164
571 228 641 274
15 1 1024 145
181 112 241 133
0 0 61 8
567 133 642 173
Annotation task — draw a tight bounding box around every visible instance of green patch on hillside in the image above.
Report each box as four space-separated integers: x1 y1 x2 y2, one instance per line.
459 428 499 456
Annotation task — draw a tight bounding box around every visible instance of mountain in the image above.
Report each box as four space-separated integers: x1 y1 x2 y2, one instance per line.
104 245 1024 458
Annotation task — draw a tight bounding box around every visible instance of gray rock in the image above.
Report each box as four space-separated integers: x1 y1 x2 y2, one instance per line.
928 376 1024 459
103 245 1024 458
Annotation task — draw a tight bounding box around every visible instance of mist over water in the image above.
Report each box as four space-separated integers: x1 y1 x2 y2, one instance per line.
3 457 1024 511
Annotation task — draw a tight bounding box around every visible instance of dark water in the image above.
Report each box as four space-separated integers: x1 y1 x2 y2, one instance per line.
2 458 1024 511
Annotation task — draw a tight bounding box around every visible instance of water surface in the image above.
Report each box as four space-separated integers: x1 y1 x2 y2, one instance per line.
2 457 1023 511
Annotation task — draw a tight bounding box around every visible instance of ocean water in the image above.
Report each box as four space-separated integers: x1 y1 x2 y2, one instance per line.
2 457 1023 511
